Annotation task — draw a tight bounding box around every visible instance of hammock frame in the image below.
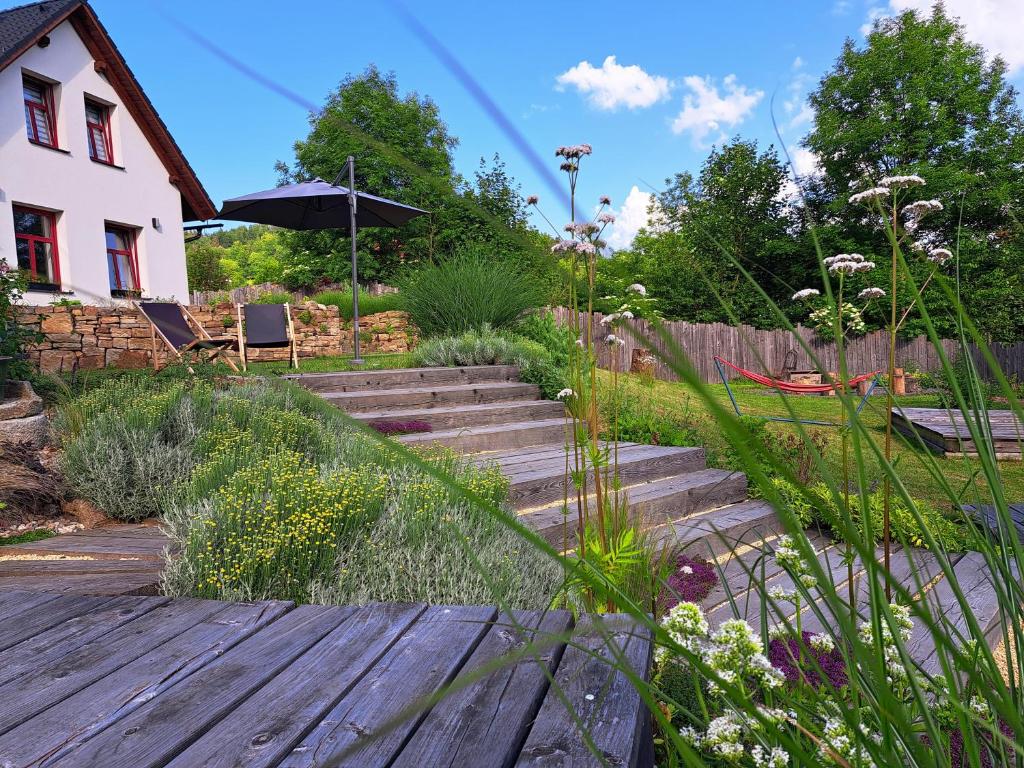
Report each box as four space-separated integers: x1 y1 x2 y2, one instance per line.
714 356 881 427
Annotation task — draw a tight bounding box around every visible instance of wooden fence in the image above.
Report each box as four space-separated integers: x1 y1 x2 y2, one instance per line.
190 281 397 306
550 308 1023 384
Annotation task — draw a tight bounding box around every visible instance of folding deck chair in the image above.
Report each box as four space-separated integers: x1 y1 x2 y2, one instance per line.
236 302 299 372
136 301 241 372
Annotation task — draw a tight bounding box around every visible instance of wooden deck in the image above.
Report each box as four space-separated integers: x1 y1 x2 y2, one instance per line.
963 503 1024 541
892 406 1023 459
0 589 653 768
694 528 1010 675
0 524 169 596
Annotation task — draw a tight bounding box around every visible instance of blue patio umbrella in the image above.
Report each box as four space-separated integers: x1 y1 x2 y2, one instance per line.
218 158 428 362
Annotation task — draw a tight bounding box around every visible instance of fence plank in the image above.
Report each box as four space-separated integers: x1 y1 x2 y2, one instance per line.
551 308 1023 384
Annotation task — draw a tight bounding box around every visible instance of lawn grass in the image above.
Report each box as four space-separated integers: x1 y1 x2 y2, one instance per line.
0 529 56 547
245 352 414 375
611 372 1024 512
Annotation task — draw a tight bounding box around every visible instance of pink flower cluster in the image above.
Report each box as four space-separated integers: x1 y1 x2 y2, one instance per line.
659 554 719 611
369 420 433 436
767 631 848 690
555 144 592 158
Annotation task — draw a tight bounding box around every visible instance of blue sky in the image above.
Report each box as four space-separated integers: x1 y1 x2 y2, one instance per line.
90 0 1023 245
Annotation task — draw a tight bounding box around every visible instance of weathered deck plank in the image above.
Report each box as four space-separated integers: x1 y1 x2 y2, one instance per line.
0 600 290 767
0 592 113 652
0 587 62 621
892 407 1023 458
516 615 653 768
48 605 355 767
0 595 167 688
0 597 211 735
392 609 574 768
280 604 498 768
3 593 653 767
165 602 426 768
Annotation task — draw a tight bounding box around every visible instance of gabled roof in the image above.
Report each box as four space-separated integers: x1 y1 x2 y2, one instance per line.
0 0 216 221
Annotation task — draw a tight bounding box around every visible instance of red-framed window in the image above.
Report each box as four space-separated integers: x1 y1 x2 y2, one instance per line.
106 225 140 296
23 76 57 148
85 100 113 164
13 206 60 288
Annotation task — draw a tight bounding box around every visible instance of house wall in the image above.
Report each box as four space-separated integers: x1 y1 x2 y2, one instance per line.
0 20 189 304
15 303 418 373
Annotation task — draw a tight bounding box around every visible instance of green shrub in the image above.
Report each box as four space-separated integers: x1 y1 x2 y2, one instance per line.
253 291 293 304
311 453 562 608
312 289 403 319
58 381 208 521
768 475 969 552
164 450 389 602
920 352 998 409
398 253 544 336
413 326 568 399
601 382 699 447
515 309 575 370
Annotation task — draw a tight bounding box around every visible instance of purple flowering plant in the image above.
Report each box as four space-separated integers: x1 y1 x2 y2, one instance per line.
767 631 849 691
369 420 433 436
659 554 719 612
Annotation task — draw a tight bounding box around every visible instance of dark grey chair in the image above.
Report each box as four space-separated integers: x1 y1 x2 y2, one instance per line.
136 301 240 372
236 302 298 371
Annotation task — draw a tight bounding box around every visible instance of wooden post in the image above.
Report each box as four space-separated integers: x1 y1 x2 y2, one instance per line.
285 303 299 369
893 367 906 396
236 304 247 372
150 323 159 371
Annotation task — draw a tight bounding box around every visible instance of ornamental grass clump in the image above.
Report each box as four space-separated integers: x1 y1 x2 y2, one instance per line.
398 251 544 336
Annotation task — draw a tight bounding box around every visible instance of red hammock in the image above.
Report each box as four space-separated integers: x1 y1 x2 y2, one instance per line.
714 356 881 394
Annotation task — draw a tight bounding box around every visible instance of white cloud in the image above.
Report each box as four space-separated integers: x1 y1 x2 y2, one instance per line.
556 55 671 110
671 74 764 146
789 147 821 177
605 186 657 250
782 58 814 132
780 147 822 201
787 102 815 131
867 0 1024 74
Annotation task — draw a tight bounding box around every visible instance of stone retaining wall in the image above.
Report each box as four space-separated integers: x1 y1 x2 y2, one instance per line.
15 303 418 373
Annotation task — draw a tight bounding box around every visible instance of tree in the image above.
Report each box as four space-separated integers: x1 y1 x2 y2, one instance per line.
277 66 462 282
647 138 808 326
805 4 1024 341
185 239 228 292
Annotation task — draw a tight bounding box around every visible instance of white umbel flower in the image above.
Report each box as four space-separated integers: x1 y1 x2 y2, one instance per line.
555 388 575 400
626 283 647 295
880 174 926 189
928 247 953 265
902 199 943 218
849 186 891 204
792 288 820 301
858 287 886 300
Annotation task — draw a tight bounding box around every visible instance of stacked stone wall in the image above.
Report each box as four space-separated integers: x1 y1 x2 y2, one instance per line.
15 303 417 373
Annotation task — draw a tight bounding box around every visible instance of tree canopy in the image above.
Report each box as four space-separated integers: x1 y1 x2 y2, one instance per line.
804 5 1024 340
274 67 549 286
604 5 1024 341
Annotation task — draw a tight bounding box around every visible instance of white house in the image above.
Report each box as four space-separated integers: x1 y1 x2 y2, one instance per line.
0 0 214 304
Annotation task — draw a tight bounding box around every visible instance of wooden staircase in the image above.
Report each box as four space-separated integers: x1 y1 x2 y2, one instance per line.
288 365 779 555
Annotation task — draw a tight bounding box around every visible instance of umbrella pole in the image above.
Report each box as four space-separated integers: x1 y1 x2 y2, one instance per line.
348 155 363 365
